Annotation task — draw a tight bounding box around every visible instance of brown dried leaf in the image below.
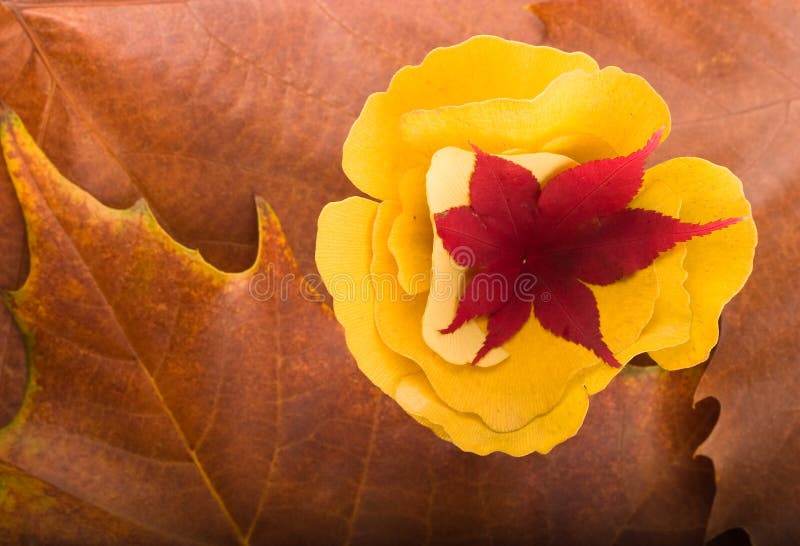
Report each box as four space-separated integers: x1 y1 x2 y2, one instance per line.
693 104 800 545
0 1 749 543
0 109 383 544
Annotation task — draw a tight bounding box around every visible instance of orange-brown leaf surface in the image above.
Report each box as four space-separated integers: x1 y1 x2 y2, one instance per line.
0 109 386 544
0 0 796 544
529 2 800 544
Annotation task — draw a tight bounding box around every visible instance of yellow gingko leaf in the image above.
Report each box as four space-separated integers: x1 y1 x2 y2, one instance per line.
648 158 758 369
316 197 420 395
343 35 599 201
398 66 670 162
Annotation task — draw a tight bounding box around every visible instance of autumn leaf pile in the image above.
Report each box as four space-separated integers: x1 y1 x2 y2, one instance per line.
0 1 797 545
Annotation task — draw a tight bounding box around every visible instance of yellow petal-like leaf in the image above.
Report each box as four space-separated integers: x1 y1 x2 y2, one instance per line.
343 35 600 201
647 158 757 369
395 373 589 456
399 66 670 161
387 167 433 295
316 197 420 395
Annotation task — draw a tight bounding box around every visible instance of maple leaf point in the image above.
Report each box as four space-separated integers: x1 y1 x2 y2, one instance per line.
434 130 740 368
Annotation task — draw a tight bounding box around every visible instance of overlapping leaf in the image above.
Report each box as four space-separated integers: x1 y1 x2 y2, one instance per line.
0 0 796 544
436 137 738 365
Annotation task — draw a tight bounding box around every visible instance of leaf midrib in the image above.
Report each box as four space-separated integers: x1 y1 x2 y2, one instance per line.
5 124 248 544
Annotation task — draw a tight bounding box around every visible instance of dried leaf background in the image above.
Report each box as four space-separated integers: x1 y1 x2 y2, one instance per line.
0 1 796 544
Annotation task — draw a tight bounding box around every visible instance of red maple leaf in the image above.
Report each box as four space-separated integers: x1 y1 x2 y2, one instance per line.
435 131 740 366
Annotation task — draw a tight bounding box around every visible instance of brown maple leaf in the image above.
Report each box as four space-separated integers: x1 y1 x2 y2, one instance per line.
0 108 383 544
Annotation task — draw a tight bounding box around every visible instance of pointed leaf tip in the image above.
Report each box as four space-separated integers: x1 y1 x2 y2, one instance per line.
470 297 531 365
538 128 664 234
647 127 665 149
